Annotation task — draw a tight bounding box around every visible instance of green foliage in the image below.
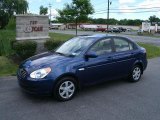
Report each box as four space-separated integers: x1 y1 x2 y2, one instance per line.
6 17 16 30
57 0 94 23
0 56 17 76
90 18 118 25
149 15 160 23
1 0 28 16
45 33 74 51
138 43 160 59
0 10 9 29
39 5 48 15
44 40 63 51
0 30 15 55
12 41 37 60
0 0 28 28
118 19 143 26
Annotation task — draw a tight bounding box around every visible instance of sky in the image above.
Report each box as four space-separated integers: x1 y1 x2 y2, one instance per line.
27 0 160 20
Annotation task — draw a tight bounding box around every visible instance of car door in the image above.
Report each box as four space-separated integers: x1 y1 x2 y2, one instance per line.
78 38 117 85
112 37 136 78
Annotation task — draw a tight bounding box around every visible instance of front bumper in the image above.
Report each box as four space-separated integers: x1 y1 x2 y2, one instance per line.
17 74 54 95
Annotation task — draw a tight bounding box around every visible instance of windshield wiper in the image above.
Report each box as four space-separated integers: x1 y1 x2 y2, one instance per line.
54 52 66 56
51 51 75 57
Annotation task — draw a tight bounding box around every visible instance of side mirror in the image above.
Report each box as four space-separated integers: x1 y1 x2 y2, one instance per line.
85 51 98 59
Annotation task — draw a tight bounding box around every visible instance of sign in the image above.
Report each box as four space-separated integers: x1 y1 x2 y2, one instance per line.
142 22 151 32
16 15 50 41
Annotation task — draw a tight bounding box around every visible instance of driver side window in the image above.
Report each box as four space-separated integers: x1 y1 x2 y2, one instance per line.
89 39 112 56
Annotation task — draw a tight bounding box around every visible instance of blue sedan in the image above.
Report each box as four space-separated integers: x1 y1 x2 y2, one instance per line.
17 34 147 101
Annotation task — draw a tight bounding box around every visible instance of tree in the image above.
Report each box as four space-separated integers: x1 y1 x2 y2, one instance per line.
149 15 160 23
57 0 94 35
0 10 9 29
39 6 48 15
1 0 28 16
0 0 28 29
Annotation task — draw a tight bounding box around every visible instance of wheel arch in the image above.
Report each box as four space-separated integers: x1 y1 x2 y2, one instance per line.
133 61 144 74
53 73 81 90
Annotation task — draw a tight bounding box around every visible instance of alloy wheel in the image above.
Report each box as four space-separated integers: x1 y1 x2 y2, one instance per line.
59 81 75 99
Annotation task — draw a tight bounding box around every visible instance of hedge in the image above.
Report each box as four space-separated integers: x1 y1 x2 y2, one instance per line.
12 41 37 60
44 40 64 51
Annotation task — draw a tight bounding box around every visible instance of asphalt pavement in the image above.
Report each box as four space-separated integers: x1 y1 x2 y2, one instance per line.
0 57 160 120
51 30 160 46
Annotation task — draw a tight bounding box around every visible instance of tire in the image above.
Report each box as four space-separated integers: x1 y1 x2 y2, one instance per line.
129 65 142 82
53 77 77 101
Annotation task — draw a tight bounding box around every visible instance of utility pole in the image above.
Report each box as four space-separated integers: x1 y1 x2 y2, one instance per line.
107 0 111 31
75 17 78 36
49 3 52 25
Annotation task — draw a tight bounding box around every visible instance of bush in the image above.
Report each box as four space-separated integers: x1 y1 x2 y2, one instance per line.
13 41 37 60
6 17 16 30
44 40 63 51
0 10 9 29
0 30 16 56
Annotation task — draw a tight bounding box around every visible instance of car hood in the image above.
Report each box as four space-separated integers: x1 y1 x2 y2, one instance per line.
21 52 73 69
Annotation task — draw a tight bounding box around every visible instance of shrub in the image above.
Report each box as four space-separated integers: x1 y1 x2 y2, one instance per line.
12 41 37 60
0 30 16 56
5 17 16 30
44 40 63 51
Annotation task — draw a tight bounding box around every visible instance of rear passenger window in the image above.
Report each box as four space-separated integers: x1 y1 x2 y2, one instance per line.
114 38 133 52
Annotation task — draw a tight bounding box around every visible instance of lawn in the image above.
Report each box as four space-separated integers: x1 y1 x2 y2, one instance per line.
0 30 160 76
49 32 74 42
138 43 160 59
0 56 17 76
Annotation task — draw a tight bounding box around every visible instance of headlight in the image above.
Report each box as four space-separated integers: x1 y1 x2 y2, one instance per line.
30 67 51 79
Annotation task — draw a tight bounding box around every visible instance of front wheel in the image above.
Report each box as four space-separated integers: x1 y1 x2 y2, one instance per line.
129 65 142 82
54 77 77 101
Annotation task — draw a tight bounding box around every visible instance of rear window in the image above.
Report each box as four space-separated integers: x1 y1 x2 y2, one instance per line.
114 38 133 52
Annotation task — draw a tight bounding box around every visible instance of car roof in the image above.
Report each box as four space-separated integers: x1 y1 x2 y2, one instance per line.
78 34 115 39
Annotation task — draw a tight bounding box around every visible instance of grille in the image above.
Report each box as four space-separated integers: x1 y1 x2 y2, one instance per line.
19 69 27 79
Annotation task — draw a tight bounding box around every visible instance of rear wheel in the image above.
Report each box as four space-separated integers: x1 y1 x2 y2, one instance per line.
54 77 77 101
129 65 142 82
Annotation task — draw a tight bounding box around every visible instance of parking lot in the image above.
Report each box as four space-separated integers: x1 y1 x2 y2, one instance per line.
51 30 160 46
0 57 160 120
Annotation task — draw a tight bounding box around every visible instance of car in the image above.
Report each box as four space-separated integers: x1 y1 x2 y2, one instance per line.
118 27 126 32
105 28 113 33
112 28 121 33
126 28 132 32
93 28 106 32
17 34 147 101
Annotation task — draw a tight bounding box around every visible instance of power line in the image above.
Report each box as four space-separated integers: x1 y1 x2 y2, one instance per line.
93 10 160 14
95 7 160 13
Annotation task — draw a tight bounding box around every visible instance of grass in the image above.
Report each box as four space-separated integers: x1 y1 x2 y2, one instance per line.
138 43 160 59
0 30 15 56
49 32 75 42
0 56 17 77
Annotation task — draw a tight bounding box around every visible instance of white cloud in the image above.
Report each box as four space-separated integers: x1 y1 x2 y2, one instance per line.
119 0 135 4
47 8 58 17
118 0 160 15
56 0 62 2
119 5 135 13
118 0 136 14
137 0 160 16
138 0 160 8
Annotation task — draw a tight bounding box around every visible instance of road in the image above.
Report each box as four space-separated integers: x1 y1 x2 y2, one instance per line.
51 30 160 46
0 57 160 120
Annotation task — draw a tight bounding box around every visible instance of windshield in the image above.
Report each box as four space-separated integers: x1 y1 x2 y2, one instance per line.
55 37 94 56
